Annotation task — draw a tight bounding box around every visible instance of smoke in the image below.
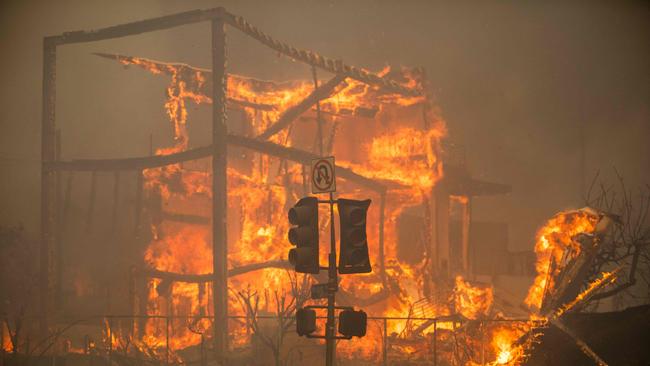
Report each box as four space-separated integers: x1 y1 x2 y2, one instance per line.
0 0 648 253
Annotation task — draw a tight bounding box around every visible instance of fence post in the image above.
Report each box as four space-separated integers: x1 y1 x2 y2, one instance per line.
433 319 437 366
481 320 485 366
107 318 112 366
166 316 170 365
383 318 388 366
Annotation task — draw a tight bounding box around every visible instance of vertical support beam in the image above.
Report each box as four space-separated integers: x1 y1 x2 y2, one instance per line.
129 266 137 339
378 192 387 286
311 66 324 156
461 197 471 277
211 9 228 363
430 183 450 279
85 172 97 233
54 129 63 312
382 318 388 366
111 172 120 233
40 36 57 335
134 170 143 236
433 319 437 366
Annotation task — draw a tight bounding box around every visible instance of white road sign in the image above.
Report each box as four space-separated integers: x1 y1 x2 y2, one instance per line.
311 156 336 194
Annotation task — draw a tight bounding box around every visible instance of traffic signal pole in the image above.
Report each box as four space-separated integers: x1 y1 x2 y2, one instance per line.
325 191 337 366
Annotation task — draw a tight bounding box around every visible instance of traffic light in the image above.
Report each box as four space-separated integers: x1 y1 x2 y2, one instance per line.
338 309 367 337
288 196 320 274
337 198 372 274
296 308 317 336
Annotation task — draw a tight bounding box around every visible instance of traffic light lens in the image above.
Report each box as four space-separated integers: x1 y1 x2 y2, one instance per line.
338 309 367 337
347 207 365 225
349 227 366 244
350 247 369 264
289 227 313 246
289 205 314 226
296 308 317 336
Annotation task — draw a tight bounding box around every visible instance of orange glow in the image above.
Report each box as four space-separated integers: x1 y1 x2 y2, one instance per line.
2 322 11 352
489 326 527 365
454 276 493 319
524 209 599 310
120 54 445 354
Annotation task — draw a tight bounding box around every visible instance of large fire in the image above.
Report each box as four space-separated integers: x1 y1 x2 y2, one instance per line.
86 52 613 365
115 53 452 360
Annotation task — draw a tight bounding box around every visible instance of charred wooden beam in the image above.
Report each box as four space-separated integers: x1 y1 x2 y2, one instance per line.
549 318 609 366
111 172 120 233
49 134 389 192
211 15 229 359
138 260 291 283
228 134 388 193
85 171 97 233
542 234 601 315
222 10 421 96
45 145 212 171
257 74 346 140
134 170 143 236
52 8 223 45
94 52 277 112
40 35 57 334
55 129 63 312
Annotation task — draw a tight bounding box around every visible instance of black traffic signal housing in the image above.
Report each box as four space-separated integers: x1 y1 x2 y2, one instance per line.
338 309 367 337
296 308 317 336
337 198 372 274
288 196 320 274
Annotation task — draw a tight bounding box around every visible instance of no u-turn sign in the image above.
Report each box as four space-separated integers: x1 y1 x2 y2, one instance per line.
311 156 336 194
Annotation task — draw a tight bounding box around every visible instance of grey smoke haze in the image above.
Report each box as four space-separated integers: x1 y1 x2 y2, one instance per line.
0 0 648 251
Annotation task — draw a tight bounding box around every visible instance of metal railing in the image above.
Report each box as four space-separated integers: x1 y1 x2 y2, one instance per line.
1 315 538 366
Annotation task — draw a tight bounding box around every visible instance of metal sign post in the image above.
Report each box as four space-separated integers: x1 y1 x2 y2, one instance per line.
325 189 337 366
310 156 338 366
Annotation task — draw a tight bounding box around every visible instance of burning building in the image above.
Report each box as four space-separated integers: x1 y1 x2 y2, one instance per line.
16 5 641 366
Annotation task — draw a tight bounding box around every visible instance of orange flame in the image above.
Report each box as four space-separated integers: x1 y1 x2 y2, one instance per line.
524 209 599 310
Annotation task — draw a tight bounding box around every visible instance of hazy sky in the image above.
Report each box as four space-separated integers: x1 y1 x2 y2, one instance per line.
0 0 648 251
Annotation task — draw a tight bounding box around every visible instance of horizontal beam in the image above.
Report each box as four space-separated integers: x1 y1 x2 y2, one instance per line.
45 145 212 171
257 74 346 140
228 134 388 193
139 260 292 282
93 53 277 112
48 134 388 192
51 7 419 96
222 10 421 97
51 8 224 45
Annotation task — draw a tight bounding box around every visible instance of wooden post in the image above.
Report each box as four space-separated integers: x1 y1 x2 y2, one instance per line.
111 172 120 233
55 129 63 312
433 319 437 366
211 9 228 363
378 192 387 286
382 318 388 366
129 266 137 339
134 170 143 236
461 197 471 277
85 172 97 233
40 36 57 335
